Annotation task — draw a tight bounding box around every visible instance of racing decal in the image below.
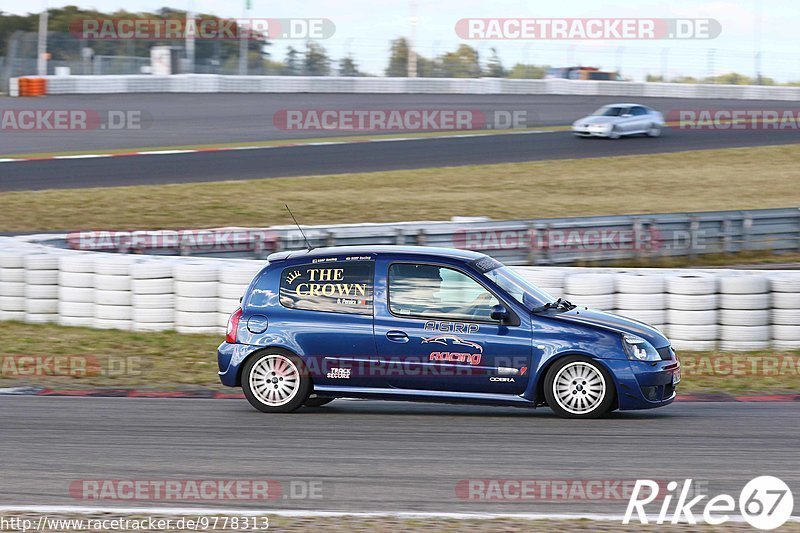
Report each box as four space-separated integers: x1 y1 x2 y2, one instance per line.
429 352 482 365
422 335 483 365
423 321 480 334
280 261 373 314
326 367 351 379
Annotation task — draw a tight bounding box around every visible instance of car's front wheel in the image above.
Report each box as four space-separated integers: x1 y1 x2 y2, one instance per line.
242 351 310 413
544 356 615 419
647 124 662 137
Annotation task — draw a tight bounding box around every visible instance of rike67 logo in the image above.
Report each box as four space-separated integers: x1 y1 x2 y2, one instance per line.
624 476 794 530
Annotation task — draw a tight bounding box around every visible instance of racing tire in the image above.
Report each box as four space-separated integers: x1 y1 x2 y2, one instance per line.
304 397 335 408
242 351 310 413
544 356 615 419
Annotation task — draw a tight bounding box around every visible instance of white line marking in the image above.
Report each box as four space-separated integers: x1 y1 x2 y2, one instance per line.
52 154 112 160
0 507 797 523
135 150 197 155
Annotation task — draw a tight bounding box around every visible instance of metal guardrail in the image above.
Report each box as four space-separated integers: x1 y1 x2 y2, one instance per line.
9 75 800 100
17 207 800 266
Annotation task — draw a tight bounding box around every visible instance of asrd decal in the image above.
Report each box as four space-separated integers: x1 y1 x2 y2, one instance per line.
424 321 480 334
624 476 794 529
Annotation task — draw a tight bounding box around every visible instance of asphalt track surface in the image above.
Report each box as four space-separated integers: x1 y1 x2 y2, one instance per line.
2 128 800 192
4 93 800 155
1 396 798 514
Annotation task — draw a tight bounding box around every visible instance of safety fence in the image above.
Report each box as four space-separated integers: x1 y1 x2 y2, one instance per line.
32 207 800 266
1 238 799 351
9 75 800 100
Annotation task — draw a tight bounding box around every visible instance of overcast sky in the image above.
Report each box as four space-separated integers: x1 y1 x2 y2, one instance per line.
2 0 798 81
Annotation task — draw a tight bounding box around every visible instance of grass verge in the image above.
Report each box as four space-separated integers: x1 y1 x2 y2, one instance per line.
0 144 799 232
0 321 797 395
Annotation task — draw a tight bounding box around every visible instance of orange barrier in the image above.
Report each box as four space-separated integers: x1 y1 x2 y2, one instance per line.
18 77 47 97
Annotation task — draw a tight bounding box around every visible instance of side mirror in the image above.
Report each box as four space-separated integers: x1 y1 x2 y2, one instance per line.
490 304 510 322
621 113 632 118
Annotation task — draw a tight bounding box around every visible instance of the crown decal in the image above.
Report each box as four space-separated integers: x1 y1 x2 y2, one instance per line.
286 270 302 284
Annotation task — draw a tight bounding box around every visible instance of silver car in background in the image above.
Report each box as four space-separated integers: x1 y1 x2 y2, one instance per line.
572 103 665 139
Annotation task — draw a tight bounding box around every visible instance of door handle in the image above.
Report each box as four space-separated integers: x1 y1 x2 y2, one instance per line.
385 330 409 343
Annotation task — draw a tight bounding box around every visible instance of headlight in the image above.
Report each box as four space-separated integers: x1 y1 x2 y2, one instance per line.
623 335 660 361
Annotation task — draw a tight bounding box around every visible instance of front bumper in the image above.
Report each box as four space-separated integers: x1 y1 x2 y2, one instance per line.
604 357 680 410
572 124 612 137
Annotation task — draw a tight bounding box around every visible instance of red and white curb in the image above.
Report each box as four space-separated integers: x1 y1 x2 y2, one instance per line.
0 130 553 165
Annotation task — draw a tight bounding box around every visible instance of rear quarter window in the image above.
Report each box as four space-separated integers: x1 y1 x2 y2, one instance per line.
279 260 374 315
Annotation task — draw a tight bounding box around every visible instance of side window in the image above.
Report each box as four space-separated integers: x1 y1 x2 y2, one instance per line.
388 263 500 322
280 261 374 315
631 106 647 116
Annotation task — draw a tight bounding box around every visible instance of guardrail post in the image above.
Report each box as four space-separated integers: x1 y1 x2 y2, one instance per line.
253 233 265 259
688 216 700 260
326 231 336 247
742 213 753 252
416 229 427 246
722 218 733 254
179 234 192 256
632 217 643 261
526 224 538 265
273 235 284 253
395 228 405 245
539 224 551 264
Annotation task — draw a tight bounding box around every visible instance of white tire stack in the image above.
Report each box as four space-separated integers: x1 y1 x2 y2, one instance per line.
614 273 666 329
718 275 770 351
93 255 135 330
174 261 220 334
131 259 175 332
563 273 615 311
24 254 60 323
769 273 800 349
218 261 263 327
0 249 29 321
666 274 718 350
515 268 565 298
57 253 96 328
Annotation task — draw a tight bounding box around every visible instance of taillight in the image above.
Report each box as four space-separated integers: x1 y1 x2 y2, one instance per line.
226 308 242 343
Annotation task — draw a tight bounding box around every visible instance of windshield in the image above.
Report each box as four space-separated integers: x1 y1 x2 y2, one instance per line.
480 266 555 309
592 106 628 116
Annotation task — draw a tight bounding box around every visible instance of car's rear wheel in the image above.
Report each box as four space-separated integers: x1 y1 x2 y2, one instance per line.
544 356 615 419
242 351 310 413
647 124 662 137
304 397 335 408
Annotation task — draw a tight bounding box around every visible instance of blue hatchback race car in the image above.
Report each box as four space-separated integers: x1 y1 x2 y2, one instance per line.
218 246 680 419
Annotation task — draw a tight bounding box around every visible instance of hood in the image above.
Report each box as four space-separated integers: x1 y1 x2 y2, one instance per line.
575 115 620 125
549 308 669 348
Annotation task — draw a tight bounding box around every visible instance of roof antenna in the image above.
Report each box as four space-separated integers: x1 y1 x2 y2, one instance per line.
285 204 314 252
